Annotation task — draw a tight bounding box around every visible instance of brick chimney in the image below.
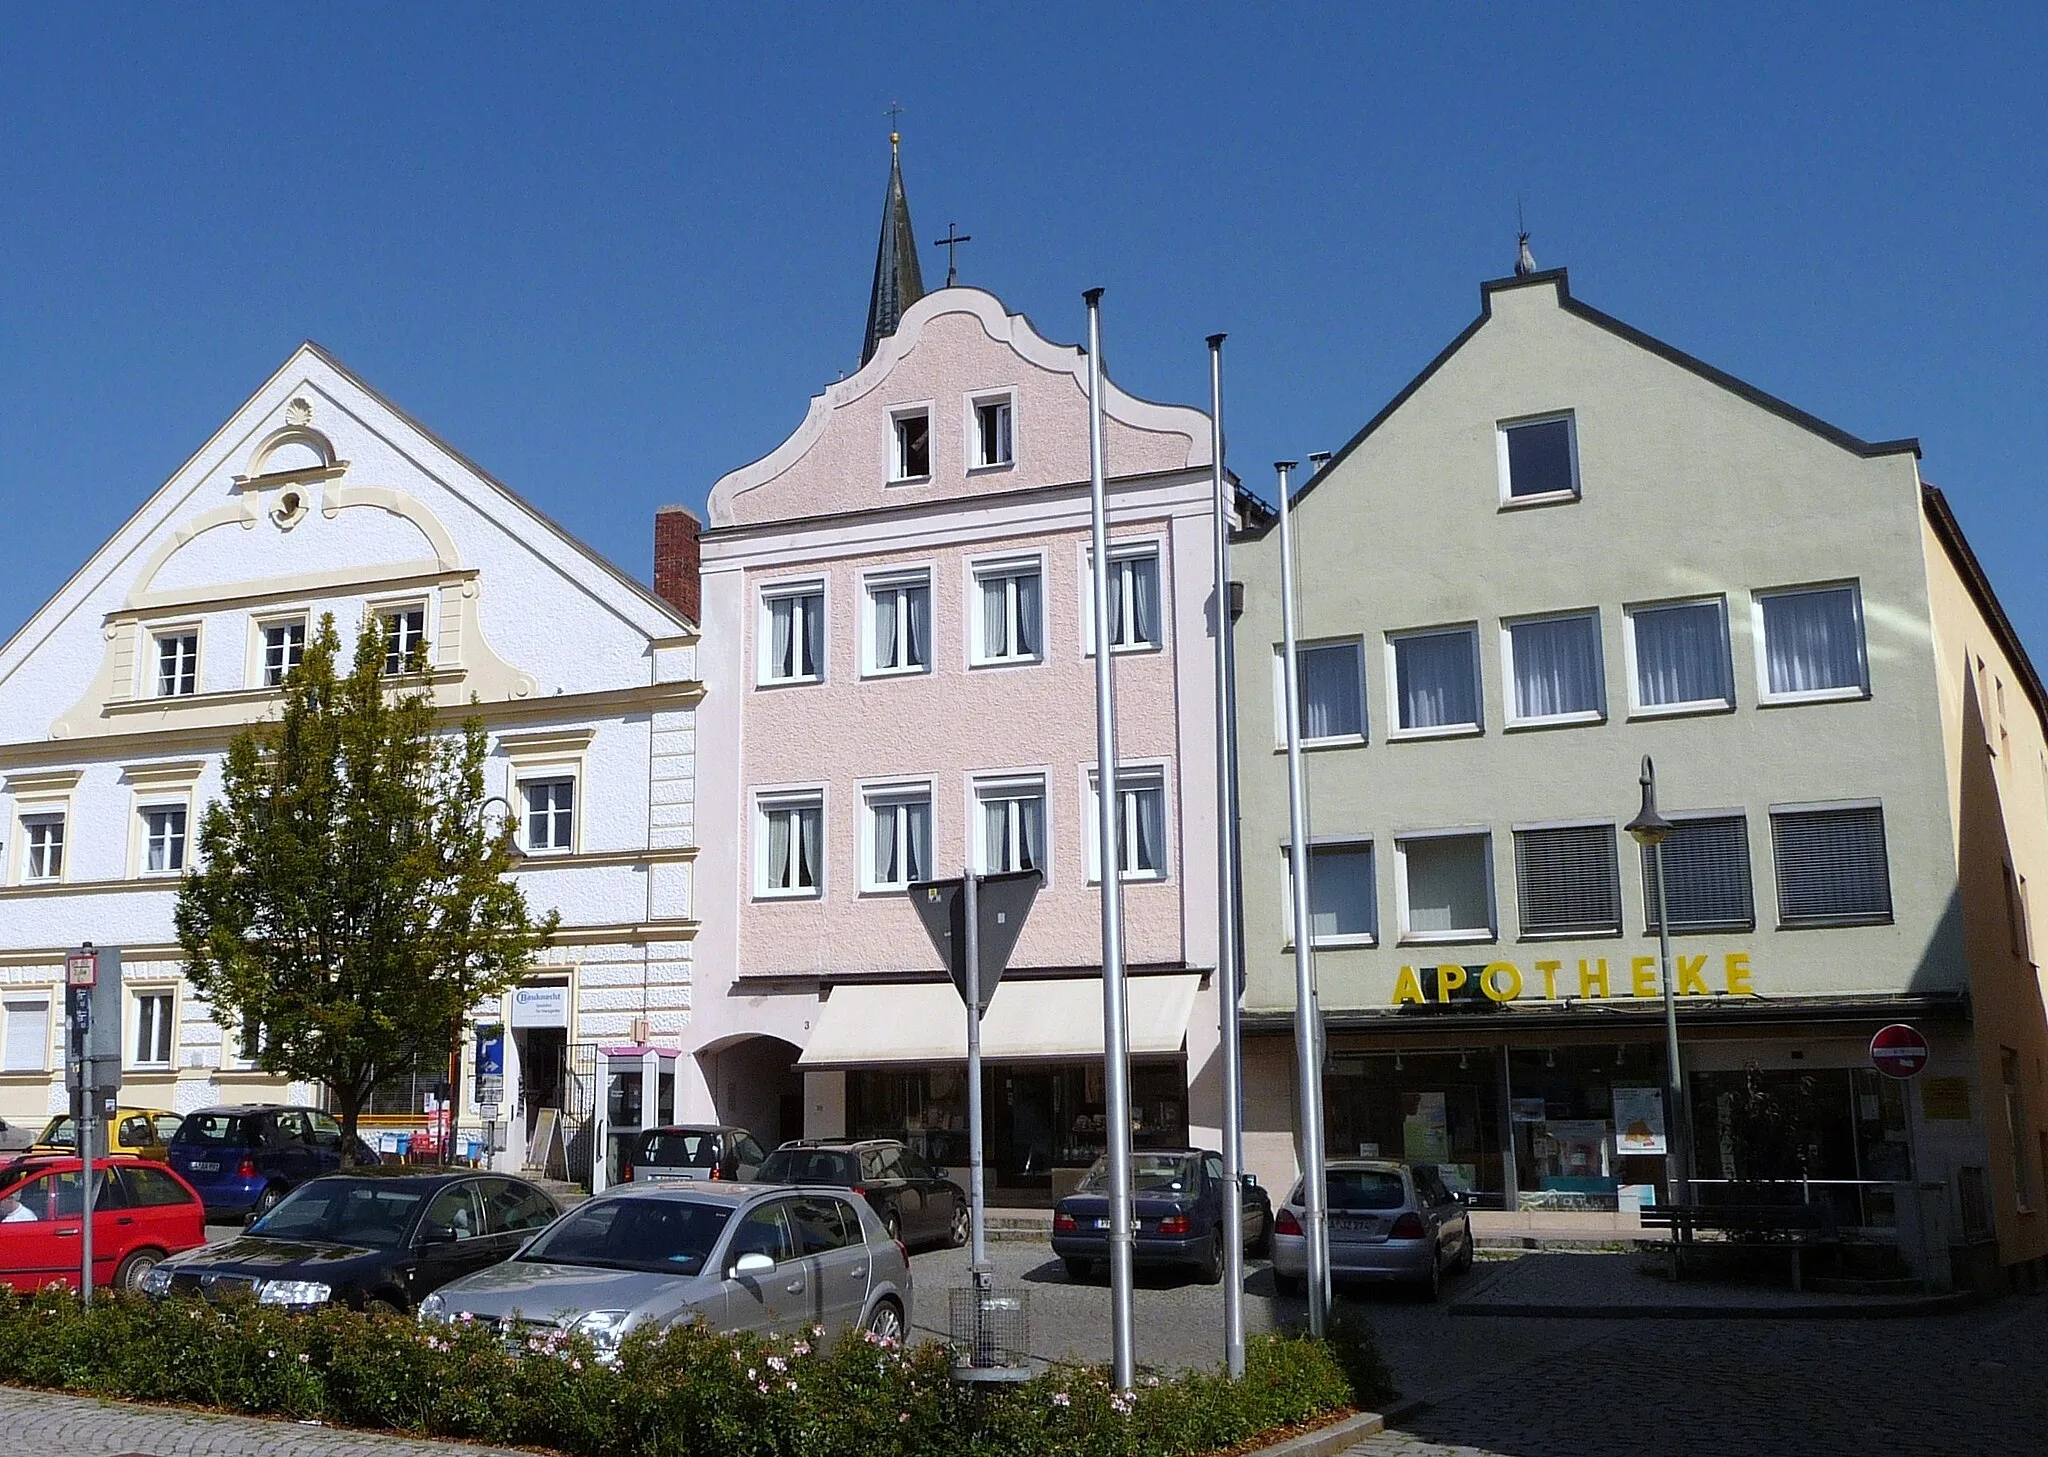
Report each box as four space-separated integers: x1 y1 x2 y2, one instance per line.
653 505 701 623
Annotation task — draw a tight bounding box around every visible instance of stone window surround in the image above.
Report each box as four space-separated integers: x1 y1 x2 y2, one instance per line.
5 768 81 888
123 759 205 880
500 728 594 859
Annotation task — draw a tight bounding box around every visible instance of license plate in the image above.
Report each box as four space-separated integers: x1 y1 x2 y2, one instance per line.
189 1161 219 1173
1332 1216 1378 1236
1092 1218 1110 1230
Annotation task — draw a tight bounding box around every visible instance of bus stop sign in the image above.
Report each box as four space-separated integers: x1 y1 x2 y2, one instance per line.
1870 1023 1931 1079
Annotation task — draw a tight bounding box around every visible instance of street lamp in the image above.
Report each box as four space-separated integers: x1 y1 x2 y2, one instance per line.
1624 756 1689 1206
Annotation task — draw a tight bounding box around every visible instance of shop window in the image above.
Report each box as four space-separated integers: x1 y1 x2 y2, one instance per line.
1755 584 1868 703
1396 832 1493 942
1770 803 1891 926
1504 612 1604 725
865 787 932 891
1389 626 1481 735
1281 640 1366 745
1515 824 1620 936
758 583 826 685
1625 598 1734 713
864 571 931 675
976 777 1045 875
1285 841 1376 947
1497 414 1579 503
155 631 199 697
2004 1048 2031 1212
261 619 307 687
1086 768 1167 883
972 561 1042 665
1642 814 1755 933
1 997 50 1073
756 793 824 898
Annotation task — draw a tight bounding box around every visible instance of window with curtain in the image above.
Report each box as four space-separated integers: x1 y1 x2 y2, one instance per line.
155 632 198 696
866 792 932 890
1514 824 1620 935
1758 585 1866 699
1507 613 1604 722
132 991 174 1067
1770 804 1891 925
1398 833 1491 939
759 797 824 897
1087 769 1167 882
866 574 931 674
1286 842 1375 945
1642 814 1755 933
977 780 1045 874
1391 628 1480 732
1088 547 1162 652
142 805 187 873
1629 599 1732 710
23 816 63 881
1290 641 1366 743
974 563 1041 664
761 586 825 684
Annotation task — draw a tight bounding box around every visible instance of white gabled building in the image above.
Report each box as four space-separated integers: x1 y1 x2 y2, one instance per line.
0 344 701 1175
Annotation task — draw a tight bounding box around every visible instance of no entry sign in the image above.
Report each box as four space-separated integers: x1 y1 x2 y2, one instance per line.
1870 1023 1931 1079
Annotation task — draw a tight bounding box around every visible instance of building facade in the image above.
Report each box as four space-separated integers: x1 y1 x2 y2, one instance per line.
1232 268 2048 1284
0 346 701 1174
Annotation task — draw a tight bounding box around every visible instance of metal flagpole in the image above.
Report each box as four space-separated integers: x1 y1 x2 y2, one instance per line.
1083 287 1136 1391
1208 334 1247 1378
964 868 990 1281
1274 460 1330 1339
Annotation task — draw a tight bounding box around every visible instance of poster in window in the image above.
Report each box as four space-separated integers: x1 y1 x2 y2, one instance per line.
1401 1090 1450 1161
1612 1087 1667 1154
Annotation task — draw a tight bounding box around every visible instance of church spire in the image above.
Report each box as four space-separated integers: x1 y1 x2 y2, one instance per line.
862 122 926 365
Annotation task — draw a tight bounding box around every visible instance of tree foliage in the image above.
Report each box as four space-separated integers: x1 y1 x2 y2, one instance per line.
175 614 556 1159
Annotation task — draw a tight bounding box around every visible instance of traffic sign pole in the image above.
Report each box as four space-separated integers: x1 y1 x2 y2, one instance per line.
964 868 989 1284
1868 1024 1934 1292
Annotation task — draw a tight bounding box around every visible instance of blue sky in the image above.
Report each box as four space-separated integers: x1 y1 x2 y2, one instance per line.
1 6 2043 654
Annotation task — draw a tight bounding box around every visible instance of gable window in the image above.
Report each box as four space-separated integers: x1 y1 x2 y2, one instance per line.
1627 599 1733 713
155 632 198 697
1515 823 1621 936
1 998 50 1073
1085 545 1162 653
1285 841 1377 947
892 409 931 481
973 396 1014 468
1390 626 1481 735
973 561 1042 665
132 990 175 1068
865 572 931 675
261 620 307 687
759 584 825 685
1280 640 1367 745
22 815 64 882
1397 831 1493 942
1086 767 1167 883
757 794 824 898
1756 584 1868 702
1642 814 1755 933
142 806 187 874
864 787 932 891
1771 802 1891 926
1498 414 1579 503
976 777 1045 875
522 779 575 854
380 607 428 675
1504 612 1604 725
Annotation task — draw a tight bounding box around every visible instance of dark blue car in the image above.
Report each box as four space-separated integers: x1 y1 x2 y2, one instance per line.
1052 1148 1271 1283
165 1105 378 1221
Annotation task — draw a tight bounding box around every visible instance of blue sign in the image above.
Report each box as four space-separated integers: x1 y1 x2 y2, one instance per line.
475 1024 505 1080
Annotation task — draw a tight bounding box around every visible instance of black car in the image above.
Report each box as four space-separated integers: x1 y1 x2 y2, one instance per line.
756 1138 968 1250
1052 1148 1273 1283
140 1168 560 1313
621 1125 769 1184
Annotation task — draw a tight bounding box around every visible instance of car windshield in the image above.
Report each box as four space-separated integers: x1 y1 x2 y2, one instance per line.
1326 1170 1408 1211
520 1196 733 1276
173 1113 250 1146
248 1180 426 1248
1078 1154 1195 1195
34 1117 74 1148
638 1132 717 1168
755 1148 854 1185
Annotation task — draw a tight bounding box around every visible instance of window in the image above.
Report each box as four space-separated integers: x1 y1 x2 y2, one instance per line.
865 788 932 891
1397 832 1493 941
759 584 825 685
522 779 574 853
973 561 1042 665
2006 864 2032 962
757 794 824 897
1626 599 1733 712
1504 612 1604 725
237 1019 272 1064
1771 803 1892 926
1756 585 1868 702
22 815 64 882
1498 414 1579 502
1515 824 1621 936
1285 841 1376 947
864 573 930 675
142 806 187 874
132 991 174 1067
261 620 306 687
380 607 427 675
1390 627 1481 734
1086 546 1162 653
1086 768 1167 882
1642 814 1755 933
976 777 1045 874
2004 1048 2031 1212
892 409 931 480
1283 641 1367 745
155 632 198 697
972 396 1014 468
1 998 49 1073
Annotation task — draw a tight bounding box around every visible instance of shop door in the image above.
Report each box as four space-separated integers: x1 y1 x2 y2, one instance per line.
994 1068 1056 1194
518 1028 567 1142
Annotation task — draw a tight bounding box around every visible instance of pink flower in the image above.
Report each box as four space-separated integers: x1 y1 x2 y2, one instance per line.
767 1356 786 1373
757 1382 770 1395
899 1413 910 1424
1051 1392 1071 1408
297 1353 310 1365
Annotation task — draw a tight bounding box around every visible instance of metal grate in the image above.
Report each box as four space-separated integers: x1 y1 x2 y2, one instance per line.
948 1286 1031 1382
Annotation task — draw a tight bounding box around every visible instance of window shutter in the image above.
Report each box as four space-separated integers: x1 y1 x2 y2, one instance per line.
2 999 49 1072
1643 815 1755 932
1771 807 1891 925
1515 825 1621 935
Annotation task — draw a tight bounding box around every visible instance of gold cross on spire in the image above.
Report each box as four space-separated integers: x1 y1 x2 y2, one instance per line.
886 100 905 149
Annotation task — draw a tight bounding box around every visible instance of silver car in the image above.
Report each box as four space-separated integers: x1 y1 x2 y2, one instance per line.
1270 1160 1472 1301
417 1182 911 1356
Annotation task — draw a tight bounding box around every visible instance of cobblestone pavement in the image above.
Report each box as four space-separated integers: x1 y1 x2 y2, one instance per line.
0 1386 522 1456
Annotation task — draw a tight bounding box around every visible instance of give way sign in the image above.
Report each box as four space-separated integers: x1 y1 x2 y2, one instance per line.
1869 1023 1932 1079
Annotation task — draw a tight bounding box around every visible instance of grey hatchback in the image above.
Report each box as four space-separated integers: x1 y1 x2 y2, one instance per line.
1269 1160 1472 1301
418 1182 911 1356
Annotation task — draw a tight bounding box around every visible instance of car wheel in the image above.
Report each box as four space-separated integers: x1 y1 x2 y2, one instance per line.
1271 1271 1304 1297
1062 1257 1093 1282
251 1185 284 1217
948 1199 969 1248
864 1298 905 1341
1196 1225 1225 1284
1453 1232 1475 1274
1417 1249 1443 1303
883 1208 903 1244
113 1247 165 1294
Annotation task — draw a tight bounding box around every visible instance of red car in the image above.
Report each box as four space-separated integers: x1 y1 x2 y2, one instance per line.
0 1154 207 1293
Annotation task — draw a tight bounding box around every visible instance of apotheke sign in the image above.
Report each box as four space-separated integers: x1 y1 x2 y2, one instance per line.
1390 952 1759 1006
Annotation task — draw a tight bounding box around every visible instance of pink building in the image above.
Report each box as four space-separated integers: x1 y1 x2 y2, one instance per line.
681 142 1246 1201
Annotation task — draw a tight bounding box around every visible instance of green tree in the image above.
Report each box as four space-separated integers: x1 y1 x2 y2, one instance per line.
175 613 557 1163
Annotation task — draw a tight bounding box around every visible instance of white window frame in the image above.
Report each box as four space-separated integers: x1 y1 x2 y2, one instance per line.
1385 624 1484 740
21 813 66 884
1496 411 1581 508
499 729 592 858
755 788 826 900
138 802 190 877
968 555 1045 668
1282 837 1378 950
376 601 431 676
1273 638 1369 748
129 987 177 1070
1751 581 1871 706
1622 595 1736 717
1393 827 1497 945
1080 539 1166 656
1 996 51 1074
1083 763 1170 885
519 776 577 856
1500 609 1606 729
861 780 934 893
255 614 309 689
972 773 1050 879
756 578 828 687
152 625 201 698
861 568 933 678
967 390 1016 471
889 402 935 483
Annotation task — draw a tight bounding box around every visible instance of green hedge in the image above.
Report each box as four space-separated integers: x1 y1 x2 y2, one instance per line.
0 1288 1390 1456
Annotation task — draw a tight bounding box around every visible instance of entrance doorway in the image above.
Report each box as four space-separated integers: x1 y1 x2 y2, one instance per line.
516 1026 566 1150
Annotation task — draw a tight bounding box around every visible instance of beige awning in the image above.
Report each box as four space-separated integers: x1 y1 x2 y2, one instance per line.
796 975 1201 1068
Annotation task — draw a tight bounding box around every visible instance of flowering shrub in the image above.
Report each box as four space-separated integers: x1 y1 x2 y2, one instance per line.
0 1287 1379 1456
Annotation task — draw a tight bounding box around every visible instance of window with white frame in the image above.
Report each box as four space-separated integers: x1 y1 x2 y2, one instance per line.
22 814 64 882
1498 414 1579 502
1281 640 1367 744
155 631 198 697
522 779 575 853
976 777 1046 874
892 409 931 480
759 584 826 685
380 607 428 675
1756 584 1868 701
1285 841 1376 947
1770 803 1892 926
1504 612 1604 724
1642 814 1755 933
1514 824 1620 936
1626 598 1733 712
972 396 1014 468
757 794 824 897
1390 627 1481 734
864 787 932 891
1 997 50 1073
864 572 931 675
142 805 187 874
261 619 307 687
131 990 175 1068
1397 832 1493 941
236 1018 272 1065
1086 768 1167 883
972 561 1042 665
1085 546 1163 653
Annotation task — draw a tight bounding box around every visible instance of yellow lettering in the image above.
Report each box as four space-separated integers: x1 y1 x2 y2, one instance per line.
1435 964 1469 1002
1536 960 1561 1000
1725 952 1753 996
1482 962 1523 1002
1631 956 1658 998
1578 958 1609 998
1393 966 1425 1006
1678 955 1710 996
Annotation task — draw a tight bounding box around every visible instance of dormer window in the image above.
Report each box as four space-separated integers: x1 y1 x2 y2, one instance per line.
892 409 931 481
1498 413 1580 505
155 632 198 697
972 395 1014 468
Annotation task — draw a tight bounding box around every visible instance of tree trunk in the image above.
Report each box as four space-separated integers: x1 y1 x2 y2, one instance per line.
336 1086 371 1170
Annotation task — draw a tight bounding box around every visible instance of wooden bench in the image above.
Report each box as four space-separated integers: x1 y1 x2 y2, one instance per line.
1640 1202 1840 1290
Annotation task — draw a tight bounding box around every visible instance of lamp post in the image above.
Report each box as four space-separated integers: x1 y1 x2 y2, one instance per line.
1624 756 1689 1205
